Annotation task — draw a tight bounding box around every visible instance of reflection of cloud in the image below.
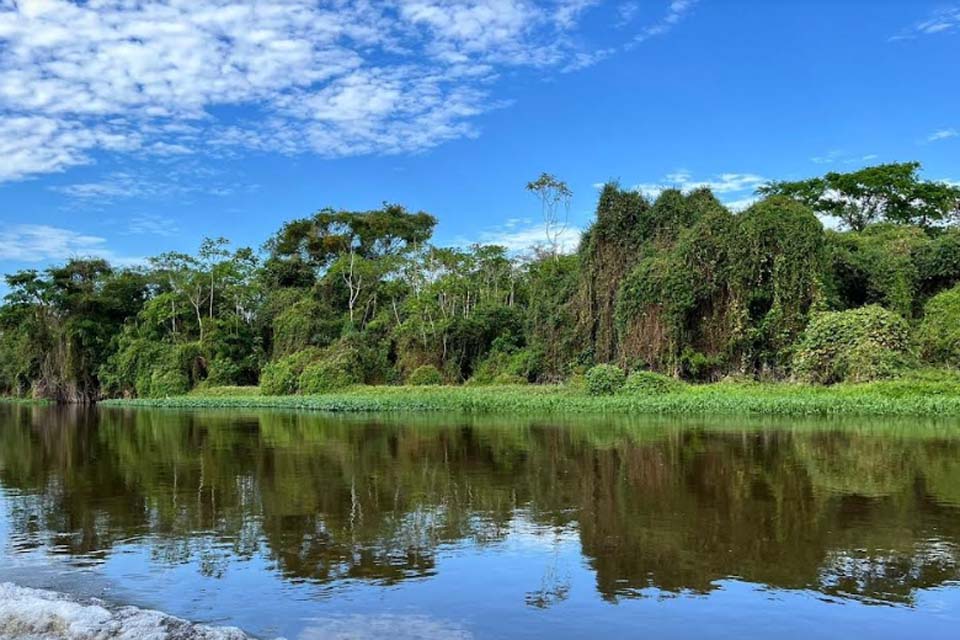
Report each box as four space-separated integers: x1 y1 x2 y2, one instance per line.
299 614 471 640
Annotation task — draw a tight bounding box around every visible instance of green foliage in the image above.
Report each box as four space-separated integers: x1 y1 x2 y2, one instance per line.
622 370 682 395
585 364 626 396
4 177 960 404
300 355 362 393
759 162 960 230
407 365 444 386
270 296 342 357
615 194 822 378
731 196 825 373
110 377 960 417
793 305 912 384
260 347 323 396
471 347 543 385
916 284 960 366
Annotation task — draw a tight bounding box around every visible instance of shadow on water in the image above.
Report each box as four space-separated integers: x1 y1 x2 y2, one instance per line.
1 403 960 636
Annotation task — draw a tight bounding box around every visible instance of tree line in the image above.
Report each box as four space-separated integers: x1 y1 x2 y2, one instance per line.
2 161 960 402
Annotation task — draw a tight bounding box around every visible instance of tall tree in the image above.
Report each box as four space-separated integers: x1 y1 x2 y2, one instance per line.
758 162 960 231
526 173 572 259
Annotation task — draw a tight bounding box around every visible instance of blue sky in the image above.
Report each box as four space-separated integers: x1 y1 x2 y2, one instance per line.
0 0 958 274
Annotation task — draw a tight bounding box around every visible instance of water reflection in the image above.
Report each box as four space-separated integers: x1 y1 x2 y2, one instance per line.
1 404 960 610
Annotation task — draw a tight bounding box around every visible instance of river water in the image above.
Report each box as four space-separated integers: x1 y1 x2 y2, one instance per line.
1 403 959 638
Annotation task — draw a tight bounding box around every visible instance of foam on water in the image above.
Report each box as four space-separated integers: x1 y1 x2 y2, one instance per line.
0 583 250 640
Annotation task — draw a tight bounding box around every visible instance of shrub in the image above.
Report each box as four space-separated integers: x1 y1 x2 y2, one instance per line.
260 347 323 395
793 305 912 384
585 364 626 396
146 366 190 397
470 347 544 384
916 284 960 366
493 373 528 385
302 340 364 393
299 357 361 393
622 370 682 395
407 364 444 386
206 356 243 387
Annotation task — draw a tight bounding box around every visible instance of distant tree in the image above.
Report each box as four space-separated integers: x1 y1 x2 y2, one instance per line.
269 204 436 270
758 162 960 231
269 204 436 327
526 173 572 259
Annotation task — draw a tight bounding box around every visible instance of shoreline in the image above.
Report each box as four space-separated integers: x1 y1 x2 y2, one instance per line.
98 380 960 418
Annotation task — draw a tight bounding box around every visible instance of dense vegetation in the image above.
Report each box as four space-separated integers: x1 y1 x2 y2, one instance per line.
3 162 960 402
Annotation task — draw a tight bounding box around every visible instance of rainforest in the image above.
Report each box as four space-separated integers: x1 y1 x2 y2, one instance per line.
3 162 960 414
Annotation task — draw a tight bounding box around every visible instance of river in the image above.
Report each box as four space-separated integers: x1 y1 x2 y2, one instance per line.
1 404 959 638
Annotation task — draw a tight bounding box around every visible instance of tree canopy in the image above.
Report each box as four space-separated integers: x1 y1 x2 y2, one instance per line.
3 162 960 400
758 162 960 230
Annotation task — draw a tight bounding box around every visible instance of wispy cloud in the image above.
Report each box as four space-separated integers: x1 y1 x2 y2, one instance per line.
891 5 960 40
0 224 140 265
467 219 583 253
630 0 698 45
125 214 180 237
0 1 698 184
51 168 258 204
810 150 879 165
616 2 640 27
928 128 958 142
633 170 766 210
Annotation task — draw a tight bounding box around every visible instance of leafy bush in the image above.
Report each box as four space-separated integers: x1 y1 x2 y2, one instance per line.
585 364 626 396
407 364 444 386
299 356 361 393
146 366 190 397
793 305 912 384
622 370 682 395
260 347 323 395
470 347 544 384
916 284 960 366
206 356 243 387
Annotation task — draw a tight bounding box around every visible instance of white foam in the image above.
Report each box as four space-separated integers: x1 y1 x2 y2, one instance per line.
0 583 250 640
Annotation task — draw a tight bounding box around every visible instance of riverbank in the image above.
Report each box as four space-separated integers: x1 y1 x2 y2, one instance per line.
100 374 960 417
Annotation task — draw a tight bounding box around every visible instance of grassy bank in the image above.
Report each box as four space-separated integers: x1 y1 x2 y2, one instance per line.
100 374 960 418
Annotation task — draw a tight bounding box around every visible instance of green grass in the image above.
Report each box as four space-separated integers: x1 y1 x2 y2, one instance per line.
101 372 960 418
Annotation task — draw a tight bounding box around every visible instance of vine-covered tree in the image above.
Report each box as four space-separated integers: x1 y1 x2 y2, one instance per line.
3 161 960 400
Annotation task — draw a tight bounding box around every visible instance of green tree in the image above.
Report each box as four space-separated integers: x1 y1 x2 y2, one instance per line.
759 162 960 230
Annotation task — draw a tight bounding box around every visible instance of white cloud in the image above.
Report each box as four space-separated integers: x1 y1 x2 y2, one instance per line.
0 224 140 265
634 170 766 197
52 168 258 203
810 150 879 165
928 128 958 142
631 169 766 212
617 2 640 27
472 220 583 253
0 1 698 183
891 6 960 40
630 0 697 45
126 214 180 237
811 149 845 165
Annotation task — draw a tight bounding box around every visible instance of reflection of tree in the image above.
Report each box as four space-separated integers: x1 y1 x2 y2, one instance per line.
1 404 960 605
